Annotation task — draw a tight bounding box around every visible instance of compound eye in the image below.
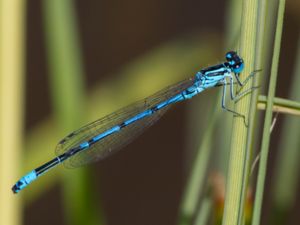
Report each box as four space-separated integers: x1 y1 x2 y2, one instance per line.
225 51 237 61
233 63 244 73
226 53 232 60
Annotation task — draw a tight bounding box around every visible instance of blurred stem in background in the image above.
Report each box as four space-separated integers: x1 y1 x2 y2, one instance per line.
193 197 212 225
225 0 242 49
252 0 285 224
0 1 25 225
272 35 300 223
179 94 222 225
43 0 104 225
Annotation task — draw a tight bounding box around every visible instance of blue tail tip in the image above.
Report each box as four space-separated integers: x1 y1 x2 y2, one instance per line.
11 170 37 194
12 182 22 194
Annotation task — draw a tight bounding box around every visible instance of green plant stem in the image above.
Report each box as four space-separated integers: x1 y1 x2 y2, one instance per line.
237 0 268 223
43 0 103 225
222 0 259 224
258 95 300 116
0 0 25 225
194 198 213 225
272 37 300 215
178 96 221 225
225 0 242 49
251 0 286 225
218 0 243 179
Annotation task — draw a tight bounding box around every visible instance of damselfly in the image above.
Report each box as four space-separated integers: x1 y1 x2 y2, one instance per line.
12 51 253 193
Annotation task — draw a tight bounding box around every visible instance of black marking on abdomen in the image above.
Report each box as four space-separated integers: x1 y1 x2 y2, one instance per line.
88 138 96 145
119 122 126 128
151 105 159 112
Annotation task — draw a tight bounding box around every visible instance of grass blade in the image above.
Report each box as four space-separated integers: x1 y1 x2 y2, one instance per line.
194 197 212 225
251 0 286 224
0 0 25 225
222 0 259 224
178 96 221 225
43 0 104 225
258 95 300 116
271 37 300 220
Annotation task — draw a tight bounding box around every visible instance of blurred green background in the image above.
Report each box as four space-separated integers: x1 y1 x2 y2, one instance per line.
0 0 300 225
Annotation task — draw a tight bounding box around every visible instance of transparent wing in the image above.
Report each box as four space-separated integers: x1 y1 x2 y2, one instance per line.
55 77 195 168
